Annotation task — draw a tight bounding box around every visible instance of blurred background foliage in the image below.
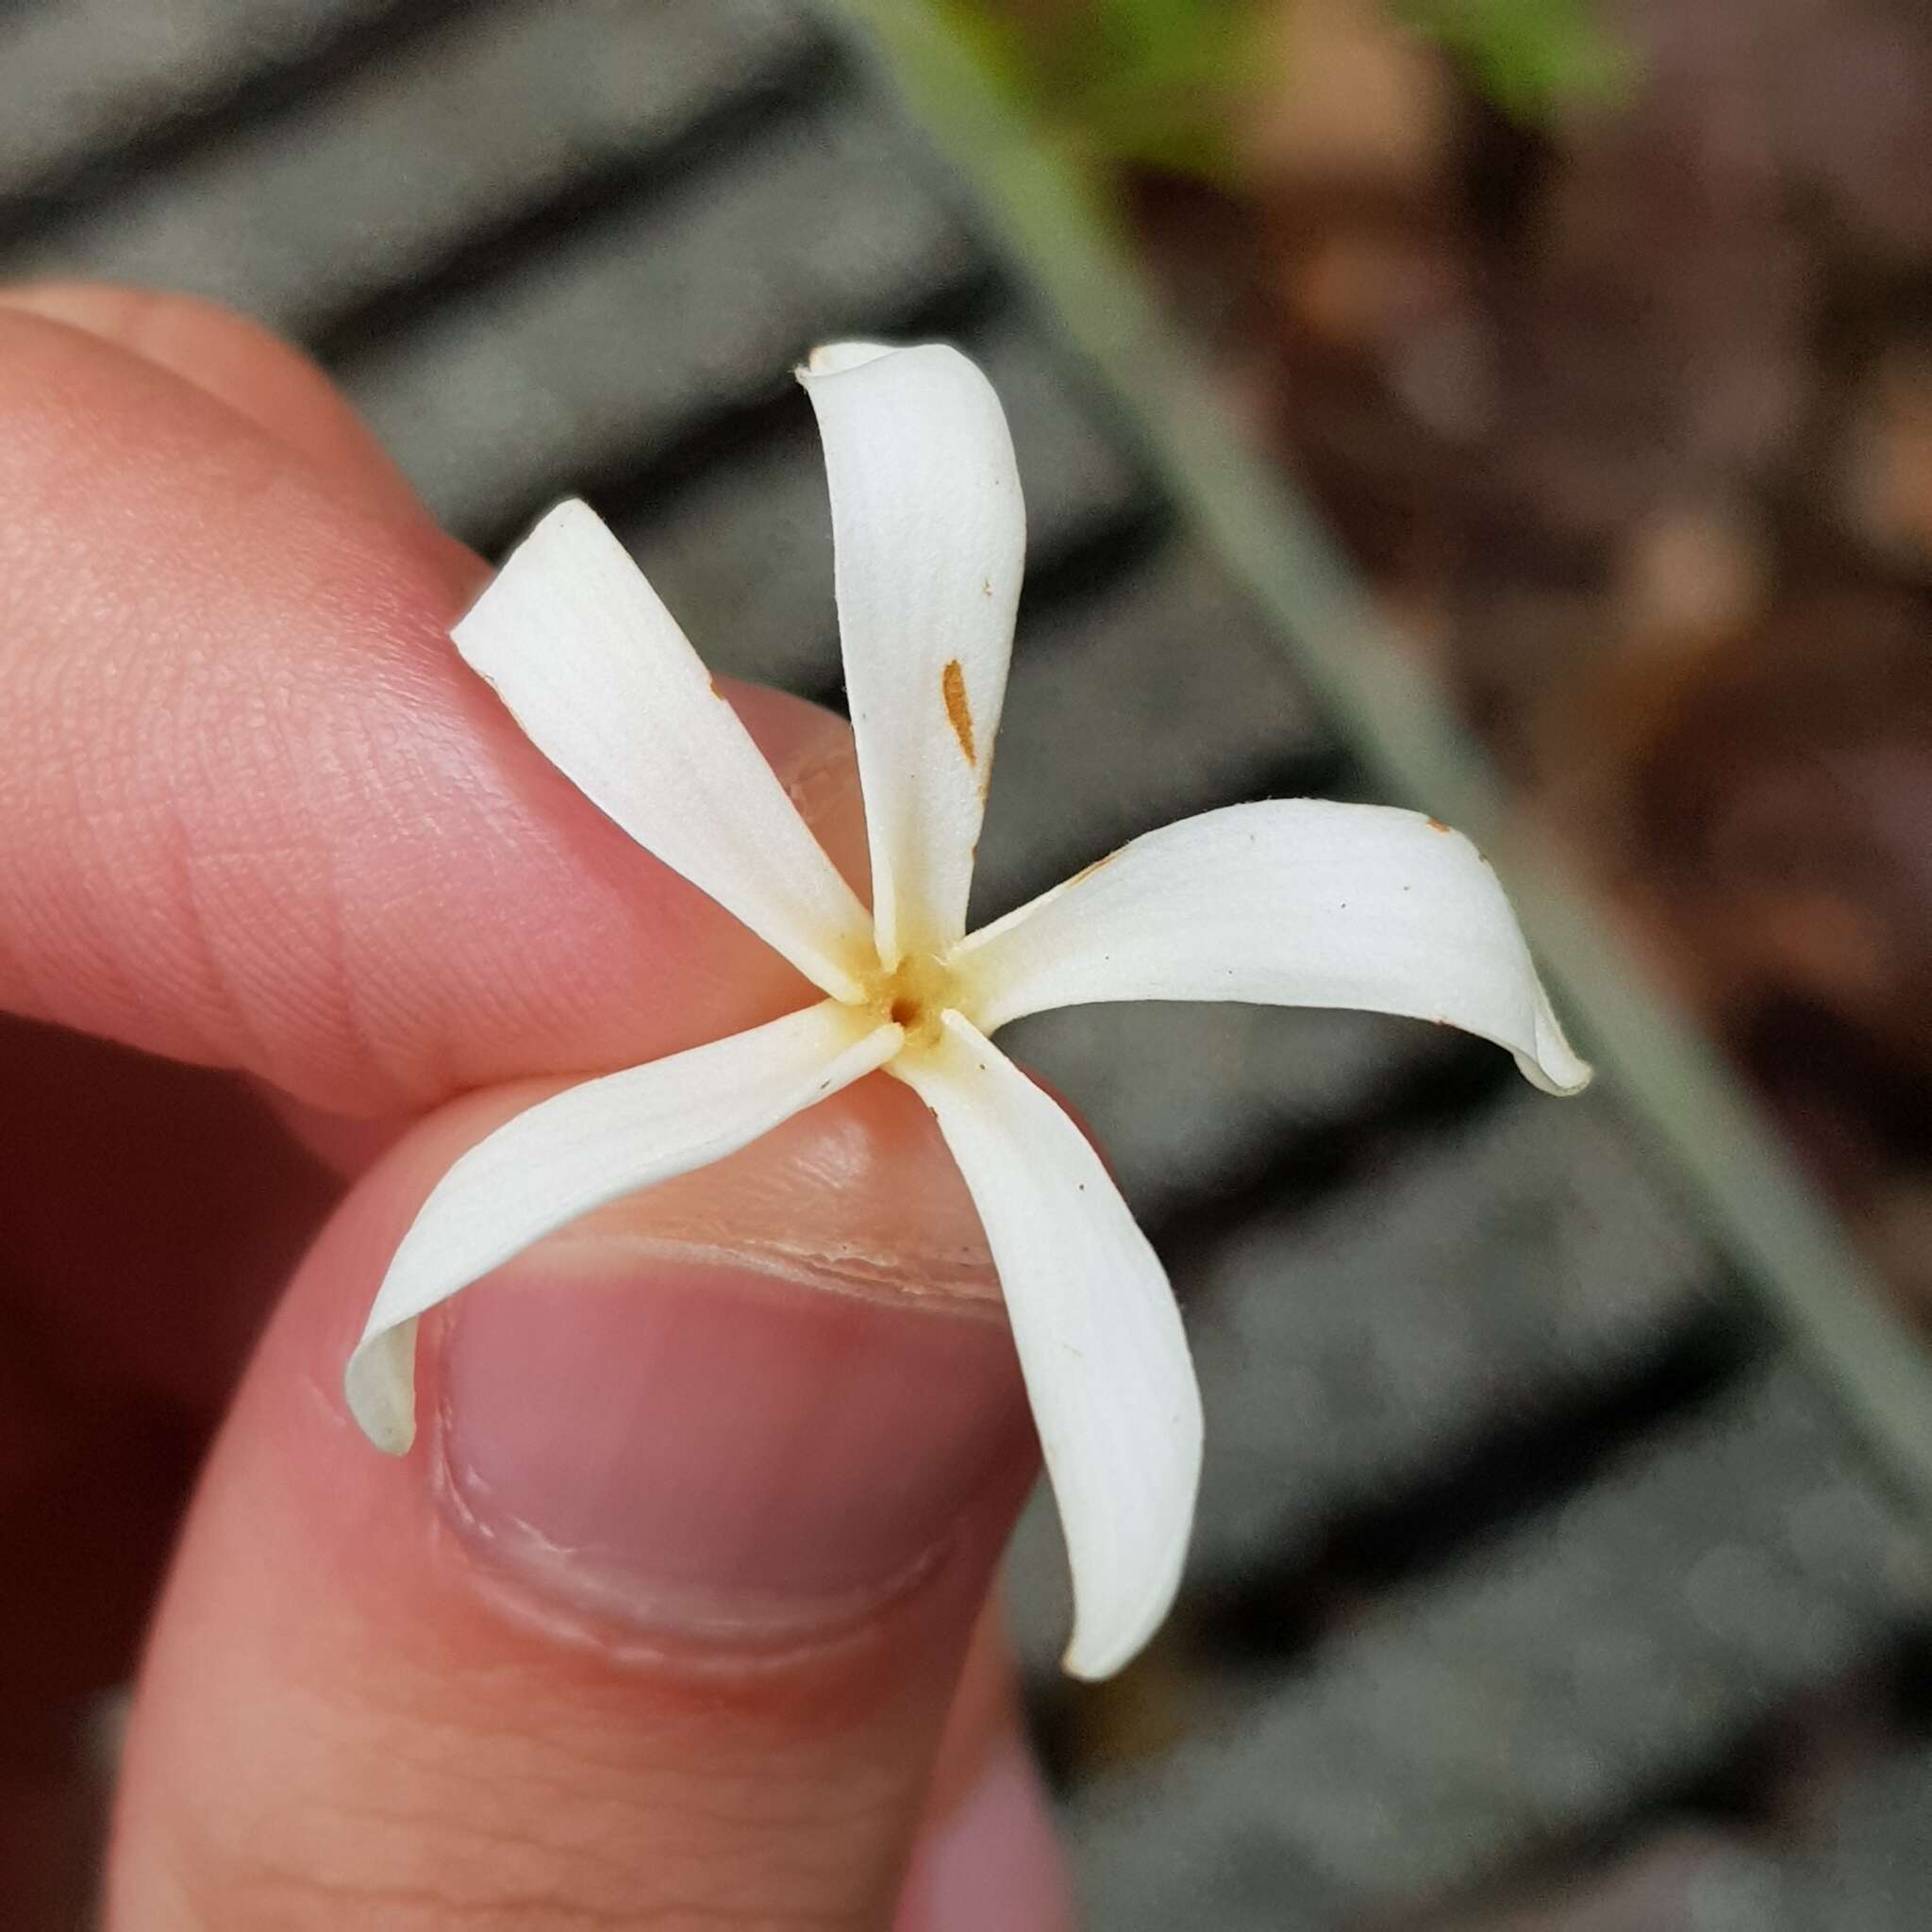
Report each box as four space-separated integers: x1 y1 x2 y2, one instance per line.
932 0 1626 191
1397 0 1627 119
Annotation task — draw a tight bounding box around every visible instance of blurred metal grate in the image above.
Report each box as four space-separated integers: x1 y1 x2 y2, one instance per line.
1178 1089 1727 1577
10 0 1931 1924
1069 1363 1930 1926
4 0 832 334
0 0 485 233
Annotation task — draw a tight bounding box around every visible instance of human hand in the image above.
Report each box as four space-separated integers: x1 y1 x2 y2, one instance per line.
0 284 1073 1931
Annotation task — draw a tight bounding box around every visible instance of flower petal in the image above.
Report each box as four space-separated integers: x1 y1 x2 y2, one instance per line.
799 342 1024 969
346 1001 902 1454
892 1012 1201 1679
455 499 874 1000
952 800 1591 1095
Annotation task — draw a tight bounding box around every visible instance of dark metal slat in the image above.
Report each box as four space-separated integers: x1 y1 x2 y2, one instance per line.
7 0 828 341
1426 1745 1932 1929
0 0 475 231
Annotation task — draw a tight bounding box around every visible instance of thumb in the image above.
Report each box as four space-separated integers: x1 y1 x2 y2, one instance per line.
109 1071 1039 1930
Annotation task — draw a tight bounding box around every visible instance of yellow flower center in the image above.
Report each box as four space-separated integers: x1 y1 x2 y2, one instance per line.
864 948 953 1053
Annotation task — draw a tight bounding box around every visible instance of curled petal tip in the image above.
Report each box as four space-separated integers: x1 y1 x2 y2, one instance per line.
799 341 896 380
1060 1643 1111 1684
1517 1002 1593 1096
1059 1561 1190 1682
1522 1049 1594 1098
344 1331 418 1457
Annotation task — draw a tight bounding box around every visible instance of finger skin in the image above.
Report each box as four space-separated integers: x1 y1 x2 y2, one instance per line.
111 1082 1036 1932
0 283 434 525
892 1609 1077 1932
0 306 869 1118
0 287 426 1926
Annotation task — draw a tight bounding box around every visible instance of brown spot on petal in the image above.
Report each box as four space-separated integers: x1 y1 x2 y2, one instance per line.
1426 816 1450 833
941 658 975 765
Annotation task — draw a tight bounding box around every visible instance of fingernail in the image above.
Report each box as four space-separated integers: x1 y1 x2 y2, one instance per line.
893 1740 1077 1932
439 1254 1031 1640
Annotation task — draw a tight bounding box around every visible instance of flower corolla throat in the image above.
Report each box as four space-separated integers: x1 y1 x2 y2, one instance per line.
864 948 953 1055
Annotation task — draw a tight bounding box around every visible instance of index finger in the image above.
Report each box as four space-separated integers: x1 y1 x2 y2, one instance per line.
0 304 867 1118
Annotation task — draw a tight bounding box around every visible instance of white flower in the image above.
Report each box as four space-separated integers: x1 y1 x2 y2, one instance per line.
346 341 1590 1679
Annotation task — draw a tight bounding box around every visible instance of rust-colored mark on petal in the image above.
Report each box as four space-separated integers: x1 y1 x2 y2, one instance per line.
1425 816 1450 833
708 677 727 701
1066 848 1122 890
941 658 975 765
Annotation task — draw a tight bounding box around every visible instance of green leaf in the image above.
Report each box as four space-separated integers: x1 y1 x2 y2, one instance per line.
924 0 1264 188
930 0 1632 169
